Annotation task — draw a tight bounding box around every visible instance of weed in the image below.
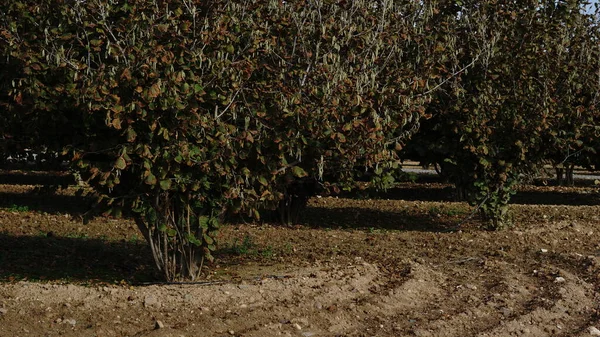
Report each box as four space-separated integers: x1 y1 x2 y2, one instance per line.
445 207 468 217
428 206 441 216
65 232 89 240
261 245 275 258
6 204 29 212
231 234 255 255
428 205 468 217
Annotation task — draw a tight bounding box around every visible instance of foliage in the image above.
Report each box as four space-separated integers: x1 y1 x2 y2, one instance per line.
401 0 600 228
1 0 443 280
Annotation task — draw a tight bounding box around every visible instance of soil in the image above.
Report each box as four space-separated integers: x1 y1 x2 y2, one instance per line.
0 179 599 337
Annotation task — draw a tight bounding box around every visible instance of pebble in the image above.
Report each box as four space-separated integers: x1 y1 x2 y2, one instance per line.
64 318 76 326
500 307 512 316
228 330 235 335
155 320 165 329
0 308 7 315
540 248 548 253
590 326 600 336
554 276 566 283
302 332 315 337
144 295 159 308
293 323 302 330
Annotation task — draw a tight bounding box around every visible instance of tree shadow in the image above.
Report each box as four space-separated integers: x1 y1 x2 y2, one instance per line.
362 185 600 206
0 233 156 284
0 170 76 186
300 205 463 232
0 191 93 215
510 190 600 206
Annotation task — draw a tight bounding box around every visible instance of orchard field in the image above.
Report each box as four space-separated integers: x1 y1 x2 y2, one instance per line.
0 170 599 337
2 0 600 335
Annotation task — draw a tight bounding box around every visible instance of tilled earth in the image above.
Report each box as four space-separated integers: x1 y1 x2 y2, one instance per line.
0 182 599 337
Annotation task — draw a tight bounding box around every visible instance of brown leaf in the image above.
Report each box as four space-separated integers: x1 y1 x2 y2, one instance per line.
148 80 161 99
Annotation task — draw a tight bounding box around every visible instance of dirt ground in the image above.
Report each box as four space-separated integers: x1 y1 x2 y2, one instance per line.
0 181 599 337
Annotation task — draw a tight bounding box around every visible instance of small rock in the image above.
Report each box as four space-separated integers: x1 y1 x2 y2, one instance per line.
589 326 600 336
64 318 76 326
302 332 315 337
183 293 193 302
0 308 7 315
154 320 165 329
144 295 159 308
293 323 302 330
554 276 566 283
228 330 235 335
314 302 323 310
540 248 548 253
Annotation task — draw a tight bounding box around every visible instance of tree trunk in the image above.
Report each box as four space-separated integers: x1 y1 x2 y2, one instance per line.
565 164 575 186
555 167 564 186
134 192 215 282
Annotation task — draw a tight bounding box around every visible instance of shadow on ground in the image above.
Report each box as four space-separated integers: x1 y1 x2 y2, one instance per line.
0 170 76 186
366 185 600 206
0 191 93 215
301 205 463 232
0 233 156 284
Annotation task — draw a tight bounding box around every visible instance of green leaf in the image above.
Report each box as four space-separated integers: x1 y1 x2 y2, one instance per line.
258 176 268 186
144 173 157 185
209 217 220 229
291 166 308 178
159 179 172 190
187 234 202 246
198 216 209 229
126 128 137 142
114 156 127 170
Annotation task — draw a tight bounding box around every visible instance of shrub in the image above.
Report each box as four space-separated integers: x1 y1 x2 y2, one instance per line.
2 0 443 280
